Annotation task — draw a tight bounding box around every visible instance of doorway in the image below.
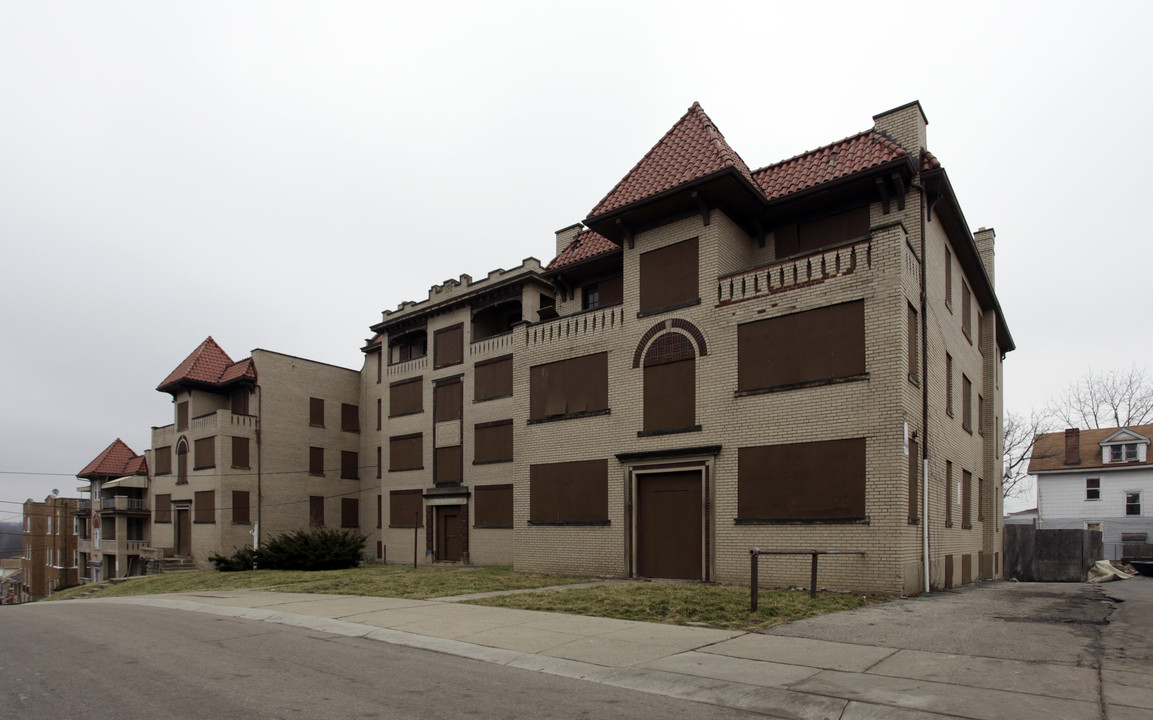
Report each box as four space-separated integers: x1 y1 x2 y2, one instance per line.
176 509 191 556
436 506 462 562
636 471 703 580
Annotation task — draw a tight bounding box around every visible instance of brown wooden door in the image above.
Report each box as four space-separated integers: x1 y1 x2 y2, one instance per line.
176 509 191 556
637 471 702 580
436 506 461 562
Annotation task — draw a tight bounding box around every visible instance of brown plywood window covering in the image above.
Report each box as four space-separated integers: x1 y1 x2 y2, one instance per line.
176 440 188 484
962 375 972 431
155 446 172 475
946 353 954 416
643 334 695 432
389 377 423 416
177 401 189 430
529 459 608 524
377 494 382 528
194 437 215 469
978 477 985 521
474 420 513 463
737 300 865 392
962 282 972 341
341 498 359 528
945 461 954 525
774 224 799 258
341 403 360 432
434 445 462 484
434 380 463 422
310 397 325 427
232 490 250 524
978 395 985 434
231 389 250 415
962 470 972 527
309 496 324 526
194 490 215 524
341 451 359 480
310 446 324 475
474 484 513 528
474 356 513 401
232 436 250 469
376 446 382 478
390 490 423 527
376 541 383 559
376 398 382 430
389 433 422 471
908 438 919 520
639 238 699 313
944 245 953 310
907 303 919 383
376 351 382 383
797 206 869 255
737 438 866 520
529 352 608 420
434 324 463 369
599 274 624 306
154 494 172 523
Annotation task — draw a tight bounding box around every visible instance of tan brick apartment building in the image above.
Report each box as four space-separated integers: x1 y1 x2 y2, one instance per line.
75 439 151 581
19 495 79 600
367 101 1012 594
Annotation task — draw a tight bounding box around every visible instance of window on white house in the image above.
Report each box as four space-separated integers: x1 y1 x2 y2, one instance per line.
1110 443 1139 462
1126 492 1142 516
1086 478 1100 501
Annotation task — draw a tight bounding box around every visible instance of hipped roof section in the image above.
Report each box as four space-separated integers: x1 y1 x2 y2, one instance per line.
157 336 257 394
78 438 148 479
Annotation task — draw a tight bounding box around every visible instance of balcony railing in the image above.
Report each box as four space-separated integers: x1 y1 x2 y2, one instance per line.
101 497 148 512
525 305 626 348
77 500 91 512
716 238 872 307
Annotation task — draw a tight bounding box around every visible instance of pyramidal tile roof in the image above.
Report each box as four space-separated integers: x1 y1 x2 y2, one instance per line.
547 229 618 271
78 438 146 479
158 337 256 392
751 130 907 202
588 102 756 218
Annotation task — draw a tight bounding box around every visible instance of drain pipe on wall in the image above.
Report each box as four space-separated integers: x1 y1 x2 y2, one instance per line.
913 178 931 595
255 383 263 551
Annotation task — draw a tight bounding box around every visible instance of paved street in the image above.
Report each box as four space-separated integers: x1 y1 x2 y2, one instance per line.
4 577 1152 719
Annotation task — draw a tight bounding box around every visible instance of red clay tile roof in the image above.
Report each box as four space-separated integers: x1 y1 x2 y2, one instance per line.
1029 425 1153 474
922 149 941 171
78 439 146 479
588 102 756 218
547 229 618 271
751 130 907 202
158 337 256 391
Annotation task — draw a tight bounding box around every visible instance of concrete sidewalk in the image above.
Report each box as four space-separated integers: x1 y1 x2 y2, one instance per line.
77 577 1153 720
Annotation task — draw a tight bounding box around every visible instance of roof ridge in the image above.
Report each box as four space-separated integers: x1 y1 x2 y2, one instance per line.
750 128 895 175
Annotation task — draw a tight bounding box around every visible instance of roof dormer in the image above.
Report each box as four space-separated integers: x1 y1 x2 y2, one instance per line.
1100 428 1150 464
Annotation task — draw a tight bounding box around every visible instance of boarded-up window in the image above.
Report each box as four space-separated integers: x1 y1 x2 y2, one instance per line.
341 498 359 528
978 395 985 434
945 461 954 525
737 438 866 520
962 374 972 431
376 446 382 478
390 490 423 527
341 403 359 432
908 437 919 520
582 275 624 310
231 388 249 415
475 356 513 401
154 494 172 523
907 303 919 383
376 351 382 383
376 398 382 430
341 451 359 480
434 379 462 422
434 324 463 369
389 433 422 471
389 377 423 416
944 245 953 310
962 282 972 342
978 477 985 521
775 206 869 258
475 420 513 464
194 437 215 469
310 446 324 475
639 238 699 314
194 490 215 524
310 397 325 427
176 440 188 484
377 494 382 528
435 445 462 485
529 459 608 524
643 333 696 432
962 470 972 527
946 353 954 416
232 490 250 524
232 437 250 468
310 496 324 526
475 484 513 528
390 329 427 364
737 300 865 392
155 446 172 475
529 352 608 420
176 401 189 431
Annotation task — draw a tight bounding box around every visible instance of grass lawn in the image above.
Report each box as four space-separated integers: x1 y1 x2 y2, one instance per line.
467 582 887 632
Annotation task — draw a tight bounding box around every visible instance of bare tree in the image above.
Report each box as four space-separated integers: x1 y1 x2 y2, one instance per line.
1047 365 1153 429
1002 411 1054 501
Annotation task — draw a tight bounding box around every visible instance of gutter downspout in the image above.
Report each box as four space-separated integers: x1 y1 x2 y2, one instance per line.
255 384 263 551
913 179 931 594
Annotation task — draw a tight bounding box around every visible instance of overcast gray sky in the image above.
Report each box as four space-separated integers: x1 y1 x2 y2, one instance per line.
3 1 1151 520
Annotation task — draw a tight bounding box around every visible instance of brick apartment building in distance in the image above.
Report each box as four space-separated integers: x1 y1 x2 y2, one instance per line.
366 100 1013 595
19 495 79 600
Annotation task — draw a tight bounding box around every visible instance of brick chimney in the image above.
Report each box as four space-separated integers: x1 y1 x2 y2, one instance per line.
974 227 996 288
1064 428 1081 465
872 100 928 159
555 223 582 258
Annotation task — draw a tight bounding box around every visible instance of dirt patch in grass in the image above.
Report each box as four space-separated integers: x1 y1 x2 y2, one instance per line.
466 581 889 632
